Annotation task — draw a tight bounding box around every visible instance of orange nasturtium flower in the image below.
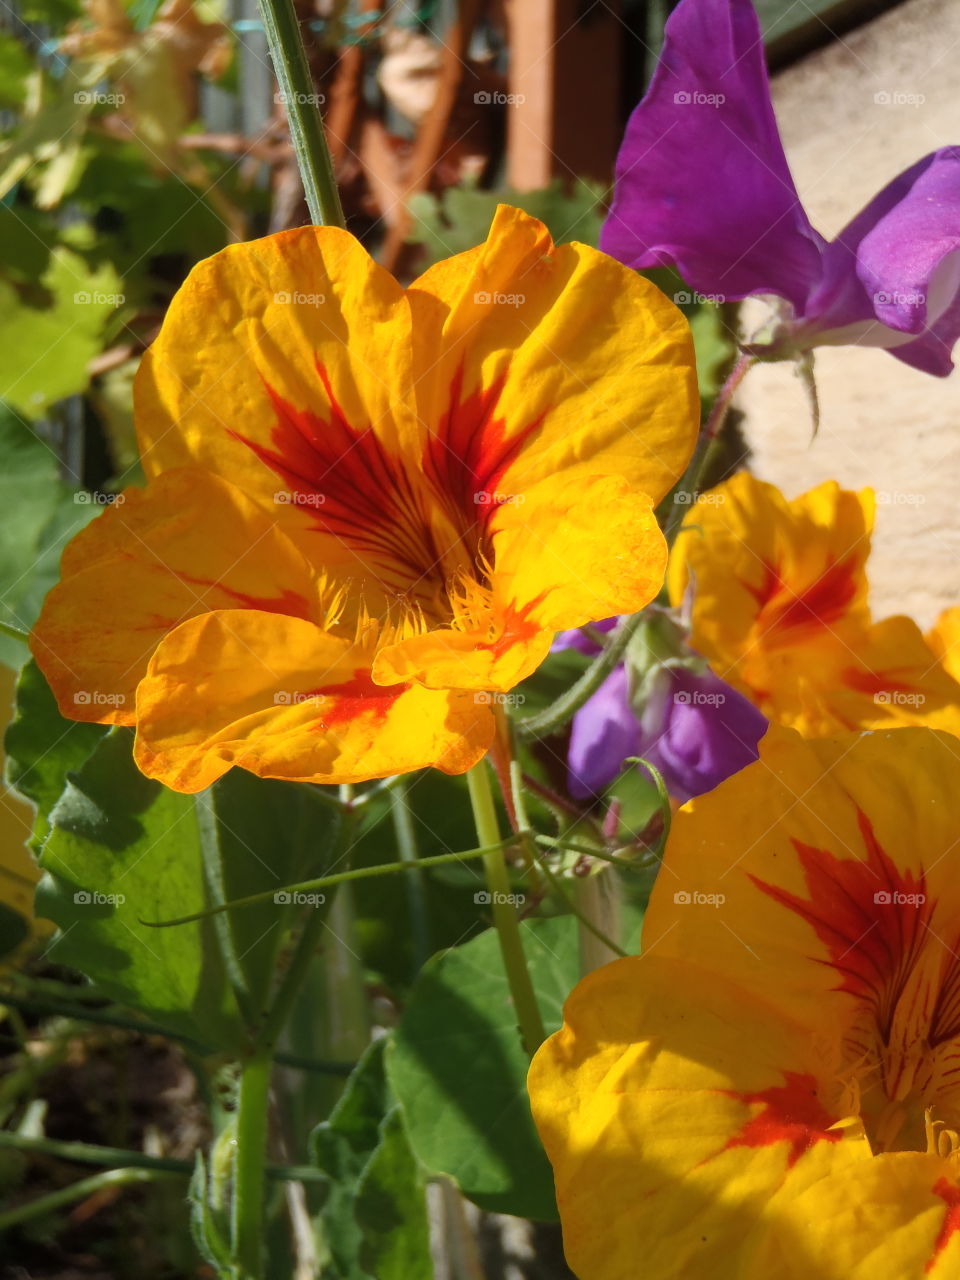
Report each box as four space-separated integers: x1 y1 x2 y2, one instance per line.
530 727 960 1279
667 471 960 735
928 607 960 683
31 207 697 790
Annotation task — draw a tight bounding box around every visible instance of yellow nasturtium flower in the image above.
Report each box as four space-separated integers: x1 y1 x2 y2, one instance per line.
668 471 960 735
31 207 697 790
928 606 960 683
530 727 960 1280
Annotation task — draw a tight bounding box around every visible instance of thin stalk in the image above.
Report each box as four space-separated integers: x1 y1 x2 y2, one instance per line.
143 840 513 928
517 611 649 741
390 776 430 970
665 351 757 547
230 889 343 1277
0 1166 179 1234
258 0 345 228
467 762 545 1056
0 1130 328 1184
231 1051 272 1278
0 620 28 644
0 986 351 1074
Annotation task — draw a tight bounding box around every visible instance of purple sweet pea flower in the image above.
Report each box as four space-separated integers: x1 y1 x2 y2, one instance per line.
552 616 620 656
568 663 766 804
601 0 960 375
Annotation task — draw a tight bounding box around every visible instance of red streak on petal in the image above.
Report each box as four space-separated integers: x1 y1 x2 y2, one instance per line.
232 365 439 591
841 667 925 697
750 810 930 1041
745 555 860 642
927 1178 960 1273
303 668 407 731
722 1072 843 1168
173 573 313 621
424 364 547 537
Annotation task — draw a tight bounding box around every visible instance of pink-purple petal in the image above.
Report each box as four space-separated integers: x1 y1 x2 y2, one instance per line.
600 0 824 311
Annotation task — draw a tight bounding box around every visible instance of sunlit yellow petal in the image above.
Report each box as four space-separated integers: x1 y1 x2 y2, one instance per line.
529 954 869 1280
135 610 494 790
31 469 321 725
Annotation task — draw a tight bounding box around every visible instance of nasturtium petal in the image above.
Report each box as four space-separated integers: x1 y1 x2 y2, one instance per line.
529 954 869 1280
409 204 699 508
755 1155 960 1279
668 472 960 735
135 610 494 791
31 468 321 726
644 726 960 1045
927 606 960 682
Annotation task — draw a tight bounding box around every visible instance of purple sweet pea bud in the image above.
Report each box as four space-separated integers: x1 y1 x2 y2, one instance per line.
567 666 643 799
635 666 767 804
567 662 766 804
552 616 620 657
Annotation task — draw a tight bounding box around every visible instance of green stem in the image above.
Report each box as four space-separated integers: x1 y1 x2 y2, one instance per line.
0 620 29 645
390 776 430 970
0 985 351 1074
665 351 757 547
143 840 512 928
229 793 359 1279
257 0 345 228
517 610 649 741
467 762 545 1056
0 1130 329 1184
0 1166 179 1234
231 1051 272 1278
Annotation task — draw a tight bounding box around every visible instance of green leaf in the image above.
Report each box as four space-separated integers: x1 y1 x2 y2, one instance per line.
355 1107 431 1280
387 915 581 1221
4 658 107 849
197 772 340 1024
35 729 245 1053
408 179 606 266
349 771 486 991
188 1151 233 1276
0 247 123 417
312 1040 430 1280
0 34 32 110
0 403 100 667
0 67 94 207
